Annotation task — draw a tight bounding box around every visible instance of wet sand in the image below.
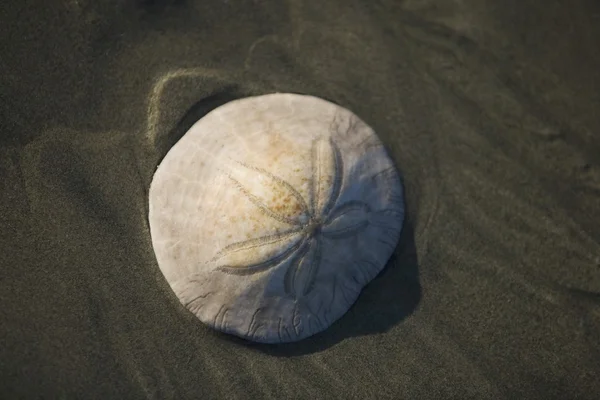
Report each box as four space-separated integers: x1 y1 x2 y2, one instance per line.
1 0 599 398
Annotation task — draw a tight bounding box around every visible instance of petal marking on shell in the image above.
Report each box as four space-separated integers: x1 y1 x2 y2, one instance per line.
214 228 306 275
284 236 322 297
228 161 310 225
322 201 371 239
310 137 343 218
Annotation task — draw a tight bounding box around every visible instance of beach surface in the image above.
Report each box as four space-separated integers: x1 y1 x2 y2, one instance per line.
1 0 599 398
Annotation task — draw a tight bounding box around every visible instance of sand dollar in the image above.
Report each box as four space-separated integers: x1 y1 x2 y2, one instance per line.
149 93 404 343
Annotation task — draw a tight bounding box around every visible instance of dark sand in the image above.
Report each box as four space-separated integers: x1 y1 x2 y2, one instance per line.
1 0 600 398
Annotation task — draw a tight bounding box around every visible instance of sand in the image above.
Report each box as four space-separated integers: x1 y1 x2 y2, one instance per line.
1 0 599 398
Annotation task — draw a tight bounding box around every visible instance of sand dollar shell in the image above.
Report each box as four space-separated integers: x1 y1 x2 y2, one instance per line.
149 93 404 343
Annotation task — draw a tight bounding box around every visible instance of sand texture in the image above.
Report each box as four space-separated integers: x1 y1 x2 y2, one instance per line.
1 0 599 398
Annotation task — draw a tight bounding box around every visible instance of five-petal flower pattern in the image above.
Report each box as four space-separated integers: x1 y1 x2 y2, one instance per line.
210 136 373 298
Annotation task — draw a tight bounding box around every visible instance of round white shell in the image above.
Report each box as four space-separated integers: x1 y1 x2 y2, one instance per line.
149 93 404 343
